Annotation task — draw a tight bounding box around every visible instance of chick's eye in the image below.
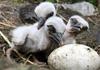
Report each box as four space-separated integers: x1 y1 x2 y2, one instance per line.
47 25 56 33
71 18 78 25
46 12 54 19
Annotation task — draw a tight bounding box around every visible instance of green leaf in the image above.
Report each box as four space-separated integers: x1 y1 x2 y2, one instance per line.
46 0 56 3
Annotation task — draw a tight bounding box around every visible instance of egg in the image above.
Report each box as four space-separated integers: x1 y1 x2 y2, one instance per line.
48 44 100 70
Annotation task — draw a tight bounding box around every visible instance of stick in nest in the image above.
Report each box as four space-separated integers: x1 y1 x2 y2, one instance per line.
0 22 16 28
0 12 16 28
57 13 68 23
6 48 47 67
0 31 12 48
13 49 38 65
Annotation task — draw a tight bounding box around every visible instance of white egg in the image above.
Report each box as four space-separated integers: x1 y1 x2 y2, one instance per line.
48 44 100 70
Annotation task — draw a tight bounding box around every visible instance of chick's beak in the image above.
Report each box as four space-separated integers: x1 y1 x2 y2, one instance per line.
33 12 40 21
49 32 63 46
33 13 46 30
81 26 88 31
72 23 89 31
71 23 81 32
37 17 46 30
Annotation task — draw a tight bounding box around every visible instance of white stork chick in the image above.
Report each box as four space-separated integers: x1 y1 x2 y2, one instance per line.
63 15 89 45
6 16 66 63
48 44 100 70
10 1 56 48
6 2 57 63
34 2 56 29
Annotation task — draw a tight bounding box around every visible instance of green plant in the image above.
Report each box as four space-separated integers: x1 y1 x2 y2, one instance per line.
46 0 56 3
87 0 97 6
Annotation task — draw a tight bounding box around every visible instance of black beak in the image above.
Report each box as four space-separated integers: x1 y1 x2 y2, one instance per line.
71 23 81 32
33 12 40 21
49 32 63 46
37 12 54 30
33 13 46 30
37 17 46 30
81 26 88 31
33 13 45 30
72 23 88 33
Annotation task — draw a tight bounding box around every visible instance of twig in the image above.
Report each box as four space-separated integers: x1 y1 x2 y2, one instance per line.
56 0 59 12
13 49 38 65
87 17 96 25
0 22 16 28
3 47 6 55
1 12 12 25
0 44 6 57
24 54 32 65
0 31 12 48
0 12 16 27
57 13 68 23
0 44 5 48
13 49 47 67
0 27 4 29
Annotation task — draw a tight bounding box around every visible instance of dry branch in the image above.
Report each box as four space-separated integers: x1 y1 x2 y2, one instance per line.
0 31 12 47
0 22 16 28
57 13 68 23
13 49 39 65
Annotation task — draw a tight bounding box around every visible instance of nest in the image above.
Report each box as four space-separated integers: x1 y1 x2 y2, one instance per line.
0 2 100 70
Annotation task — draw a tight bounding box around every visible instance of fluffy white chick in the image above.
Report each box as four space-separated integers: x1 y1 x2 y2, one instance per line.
6 2 57 63
10 1 56 48
6 16 66 63
63 15 89 45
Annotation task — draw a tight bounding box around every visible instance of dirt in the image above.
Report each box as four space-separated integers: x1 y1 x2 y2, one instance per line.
0 0 100 70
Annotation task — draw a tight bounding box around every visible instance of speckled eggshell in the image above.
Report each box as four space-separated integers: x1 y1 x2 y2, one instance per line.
48 44 100 70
